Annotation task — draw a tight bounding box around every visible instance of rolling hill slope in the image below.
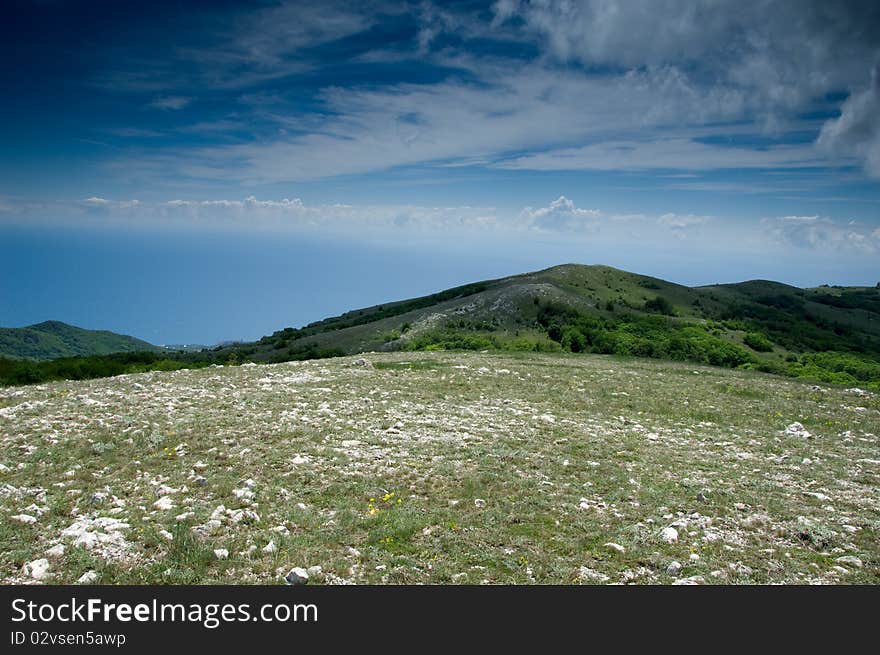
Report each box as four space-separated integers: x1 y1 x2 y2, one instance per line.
0 321 159 360
211 264 880 378
2 264 878 390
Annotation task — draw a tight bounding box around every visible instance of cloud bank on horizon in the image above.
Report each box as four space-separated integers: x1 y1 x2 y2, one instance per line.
1 0 879 263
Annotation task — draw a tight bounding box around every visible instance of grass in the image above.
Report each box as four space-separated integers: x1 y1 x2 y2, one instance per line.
0 350 878 585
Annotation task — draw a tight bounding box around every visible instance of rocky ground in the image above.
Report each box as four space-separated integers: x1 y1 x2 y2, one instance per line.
1 351 877 584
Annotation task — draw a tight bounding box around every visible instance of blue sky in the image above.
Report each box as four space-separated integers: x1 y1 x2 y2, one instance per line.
1 0 879 344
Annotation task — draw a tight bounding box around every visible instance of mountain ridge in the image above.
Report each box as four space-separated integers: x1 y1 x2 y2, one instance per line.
2 263 878 390
0 320 159 361
211 263 879 368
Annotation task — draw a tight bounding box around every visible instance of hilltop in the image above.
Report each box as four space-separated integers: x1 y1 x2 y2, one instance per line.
0 321 159 361
2 351 877 584
210 264 880 390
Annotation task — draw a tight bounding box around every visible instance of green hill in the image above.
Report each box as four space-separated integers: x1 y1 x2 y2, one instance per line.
206 264 879 390
0 320 158 360
2 264 878 390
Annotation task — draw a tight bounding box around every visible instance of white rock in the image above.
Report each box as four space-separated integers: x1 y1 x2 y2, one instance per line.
159 529 174 541
666 561 682 576
784 422 811 438
292 455 309 465
474 498 487 508
23 558 51 581
347 546 362 557
11 514 37 524
45 544 65 559
262 541 277 554
153 496 175 511
660 527 679 544
77 570 99 584
604 542 626 553
577 567 609 583
60 516 131 561
284 567 309 585
214 549 229 560
835 555 863 568
672 575 704 585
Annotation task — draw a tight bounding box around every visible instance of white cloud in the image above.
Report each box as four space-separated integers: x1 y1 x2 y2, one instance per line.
519 196 712 239
764 215 880 253
81 197 141 210
83 2 880 186
521 195 601 231
119 64 780 184
817 65 880 179
492 0 878 121
496 137 828 172
149 96 192 110
5 195 716 243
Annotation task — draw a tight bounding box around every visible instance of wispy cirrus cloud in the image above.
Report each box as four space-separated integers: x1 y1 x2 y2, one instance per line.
148 96 192 110
496 138 830 172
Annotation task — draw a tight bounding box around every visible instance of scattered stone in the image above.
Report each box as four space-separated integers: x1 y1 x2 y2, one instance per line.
77 570 99 584
835 555 863 568
604 542 626 554
232 487 255 500
577 567 609 583
672 575 705 585
474 498 487 508
194 476 207 487
11 514 37 524
23 558 51 581
666 561 682 576
347 546 362 558
351 358 373 368
159 529 174 541
284 567 309 585
660 527 679 544
845 388 869 397
45 544 65 559
784 422 811 438
262 541 277 554
214 549 229 560
153 496 175 511
60 516 131 561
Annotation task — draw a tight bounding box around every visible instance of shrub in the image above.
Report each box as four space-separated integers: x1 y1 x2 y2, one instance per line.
743 332 774 352
644 296 674 315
